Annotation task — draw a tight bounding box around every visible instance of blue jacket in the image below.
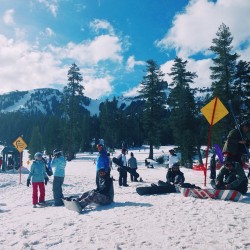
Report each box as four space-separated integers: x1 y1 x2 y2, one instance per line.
51 156 66 177
96 149 109 172
28 160 47 183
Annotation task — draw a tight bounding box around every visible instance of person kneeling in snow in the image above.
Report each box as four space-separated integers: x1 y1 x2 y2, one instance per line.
75 168 114 209
212 156 248 194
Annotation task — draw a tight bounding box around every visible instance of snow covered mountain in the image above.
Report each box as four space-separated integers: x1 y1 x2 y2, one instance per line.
0 88 135 116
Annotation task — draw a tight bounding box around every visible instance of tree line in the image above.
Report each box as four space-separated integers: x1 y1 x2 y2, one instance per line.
0 23 249 165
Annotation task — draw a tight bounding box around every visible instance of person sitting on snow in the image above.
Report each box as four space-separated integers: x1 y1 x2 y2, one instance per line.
166 163 185 185
212 155 248 194
69 168 114 209
153 163 186 192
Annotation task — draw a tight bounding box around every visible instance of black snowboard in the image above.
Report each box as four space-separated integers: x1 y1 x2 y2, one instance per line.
136 185 176 196
112 157 140 178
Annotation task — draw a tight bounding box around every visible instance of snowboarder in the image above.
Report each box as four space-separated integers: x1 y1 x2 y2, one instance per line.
212 155 248 194
128 152 138 182
166 163 185 185
27 152 49 208
96 144 110 186
51 149 66 206
222 119 250 166
72 168 114 209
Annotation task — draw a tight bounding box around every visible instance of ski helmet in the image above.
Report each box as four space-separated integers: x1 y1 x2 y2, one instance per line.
34 152 43 160
53 149 62 157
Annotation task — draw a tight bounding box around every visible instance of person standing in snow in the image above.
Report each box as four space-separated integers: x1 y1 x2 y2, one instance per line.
51 149 66 206
118 147 129 187
96 144 110 186
27 152 49 208
168 149 179 168
222 119 250 167
213 155 248 194
128 152 138 182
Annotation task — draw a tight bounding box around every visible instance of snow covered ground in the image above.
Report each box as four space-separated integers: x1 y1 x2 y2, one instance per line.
0 146 250 250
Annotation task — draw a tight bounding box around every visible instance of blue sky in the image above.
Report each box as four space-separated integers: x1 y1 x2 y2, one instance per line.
0 0 250 99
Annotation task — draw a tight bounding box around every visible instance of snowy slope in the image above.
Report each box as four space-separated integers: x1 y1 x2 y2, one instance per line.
0 146 250 250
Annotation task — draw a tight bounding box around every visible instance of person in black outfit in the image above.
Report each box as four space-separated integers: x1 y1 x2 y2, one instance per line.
166 163 185 184
73 168 114 209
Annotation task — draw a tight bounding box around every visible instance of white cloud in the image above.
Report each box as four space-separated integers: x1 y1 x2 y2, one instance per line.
123 85 142 98
84 76 113 99
126 56 145 71
3 9 15 26
161 58 212 89
37 0 58 17
0 34 66 94
90 19 115 35
49 34 123 65
157 0 250 59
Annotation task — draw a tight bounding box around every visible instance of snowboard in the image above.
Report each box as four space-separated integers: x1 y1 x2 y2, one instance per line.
180 187 243 201
136 184 176 196
112 157 140 178
63 199 83 214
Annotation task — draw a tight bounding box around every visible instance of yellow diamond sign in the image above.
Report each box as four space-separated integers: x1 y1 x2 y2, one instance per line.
13 137 28 153
201 97 229 125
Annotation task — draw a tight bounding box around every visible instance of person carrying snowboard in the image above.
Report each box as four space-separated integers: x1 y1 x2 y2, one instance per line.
27 152 49 208
212 155 248 194
128 152 138 182
71 168 114 209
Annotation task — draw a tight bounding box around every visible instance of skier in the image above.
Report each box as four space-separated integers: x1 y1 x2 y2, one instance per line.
51 149 66 206
128 152 138 182
71 168 114 209
222 119 250 166
212 155 248 194
27 152 49 208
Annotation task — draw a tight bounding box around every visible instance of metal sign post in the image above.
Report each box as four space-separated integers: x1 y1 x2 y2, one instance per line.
13 136 28 184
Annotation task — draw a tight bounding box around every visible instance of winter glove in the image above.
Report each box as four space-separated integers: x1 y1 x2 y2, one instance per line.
27 179 31 187
44 177 49 185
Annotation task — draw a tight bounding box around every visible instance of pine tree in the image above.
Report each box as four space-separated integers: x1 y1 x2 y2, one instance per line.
28 126 43 159
138 60 168 159
168 57 197 166
209 23 240 144
63 63 85 159
234 60 250 119
210 23 239 102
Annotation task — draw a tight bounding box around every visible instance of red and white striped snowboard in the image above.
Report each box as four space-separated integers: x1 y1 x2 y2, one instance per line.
180 188 243 202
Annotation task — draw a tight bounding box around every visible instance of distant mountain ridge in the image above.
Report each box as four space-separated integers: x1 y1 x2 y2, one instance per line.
0 88 136 116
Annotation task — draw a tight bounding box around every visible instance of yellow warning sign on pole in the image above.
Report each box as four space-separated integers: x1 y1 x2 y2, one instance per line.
201 97 229 125
13 136 28 153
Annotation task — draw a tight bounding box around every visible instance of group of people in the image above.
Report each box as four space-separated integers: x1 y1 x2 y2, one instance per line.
26 119 250 209
27 149 66 208
211 119 250 194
